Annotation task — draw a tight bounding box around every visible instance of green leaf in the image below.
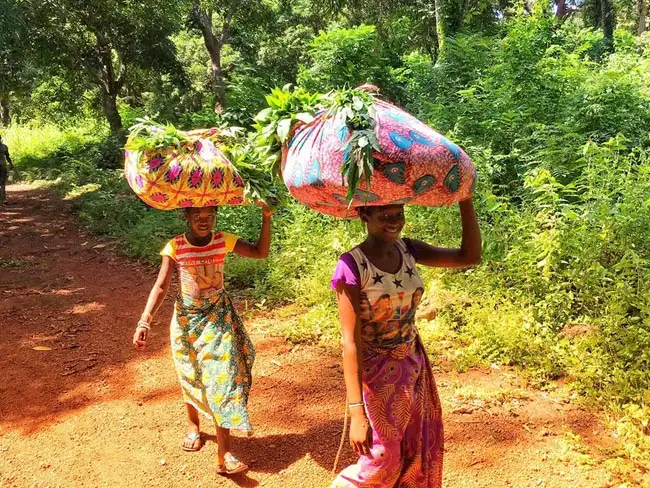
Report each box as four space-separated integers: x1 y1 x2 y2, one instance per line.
255 108 272 122
295 112 315 124
276 118 292 142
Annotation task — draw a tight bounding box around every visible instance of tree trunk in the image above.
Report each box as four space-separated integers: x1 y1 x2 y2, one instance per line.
435 0 466 53
0 99 9 126
434 0 443 50
427 14 440 63
436 0 465 41
639 0 647 34
100 87 122 135
192 1 228 108
92 36 125 135
601 0 615 53
523 0 533 14
211 52 227 109
417 0 440 62
556 0 568 19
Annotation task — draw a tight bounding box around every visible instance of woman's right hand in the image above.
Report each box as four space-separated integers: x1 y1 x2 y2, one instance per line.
261 202 275 219
349 412 372 456
133 326 148 350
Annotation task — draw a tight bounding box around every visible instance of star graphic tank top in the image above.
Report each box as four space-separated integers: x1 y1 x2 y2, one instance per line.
332 239 425 355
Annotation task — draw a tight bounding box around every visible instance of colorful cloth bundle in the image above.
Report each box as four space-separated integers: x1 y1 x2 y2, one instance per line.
282 100 476 218
124 128 246 210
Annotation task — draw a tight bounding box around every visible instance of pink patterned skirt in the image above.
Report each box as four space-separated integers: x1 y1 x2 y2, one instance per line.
332 337 444 487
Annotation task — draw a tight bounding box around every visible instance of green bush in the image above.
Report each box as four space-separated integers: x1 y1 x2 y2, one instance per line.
433 139 650 402
297 25 400 97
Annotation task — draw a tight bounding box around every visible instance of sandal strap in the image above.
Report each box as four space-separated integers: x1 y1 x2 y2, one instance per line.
223 453 248 473
185 432 201 441
225 453 241 464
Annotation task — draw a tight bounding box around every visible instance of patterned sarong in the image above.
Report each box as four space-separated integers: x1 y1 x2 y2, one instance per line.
331 337 444 487
171 291 255 432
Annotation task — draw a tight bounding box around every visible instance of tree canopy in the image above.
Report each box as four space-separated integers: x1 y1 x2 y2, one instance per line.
1 0 647 133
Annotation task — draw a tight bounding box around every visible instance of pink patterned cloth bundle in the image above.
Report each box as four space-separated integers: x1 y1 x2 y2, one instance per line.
282 100 475 218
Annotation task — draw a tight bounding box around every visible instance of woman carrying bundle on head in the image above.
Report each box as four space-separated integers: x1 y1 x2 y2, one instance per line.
132 204 273 476
330 199 480 487
124 121 278 476
263 84 482 486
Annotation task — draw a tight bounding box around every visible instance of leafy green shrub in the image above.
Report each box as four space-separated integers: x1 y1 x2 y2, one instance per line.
433 139 650 401
398 33 495 130
413 16 650 191
297 25 399 97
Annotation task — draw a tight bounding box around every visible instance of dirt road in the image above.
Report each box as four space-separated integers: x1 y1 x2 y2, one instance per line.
0 185 616 487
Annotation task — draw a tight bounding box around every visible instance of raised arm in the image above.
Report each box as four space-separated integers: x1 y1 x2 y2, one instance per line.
133 256 174 349
336 283 372 456
408 198 481 268
232 205 274 259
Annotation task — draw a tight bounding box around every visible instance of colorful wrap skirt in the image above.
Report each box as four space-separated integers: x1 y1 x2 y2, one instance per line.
332 337 444 487
170 290 255 432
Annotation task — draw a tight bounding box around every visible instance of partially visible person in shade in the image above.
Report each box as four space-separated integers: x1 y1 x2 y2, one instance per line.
0 135 14 204
330 198 481 487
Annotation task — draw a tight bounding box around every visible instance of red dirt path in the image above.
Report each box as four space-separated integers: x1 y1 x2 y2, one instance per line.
0 185 618 487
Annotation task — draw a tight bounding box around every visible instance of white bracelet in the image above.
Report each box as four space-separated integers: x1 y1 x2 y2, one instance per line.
136 321 151 330
348 402 366 408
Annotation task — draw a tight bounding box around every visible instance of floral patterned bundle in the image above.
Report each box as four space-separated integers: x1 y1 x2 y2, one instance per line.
124 128 245 210
282 100 476 218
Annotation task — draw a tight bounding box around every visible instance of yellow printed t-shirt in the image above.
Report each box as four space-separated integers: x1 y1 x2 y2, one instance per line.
161 232 238 301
